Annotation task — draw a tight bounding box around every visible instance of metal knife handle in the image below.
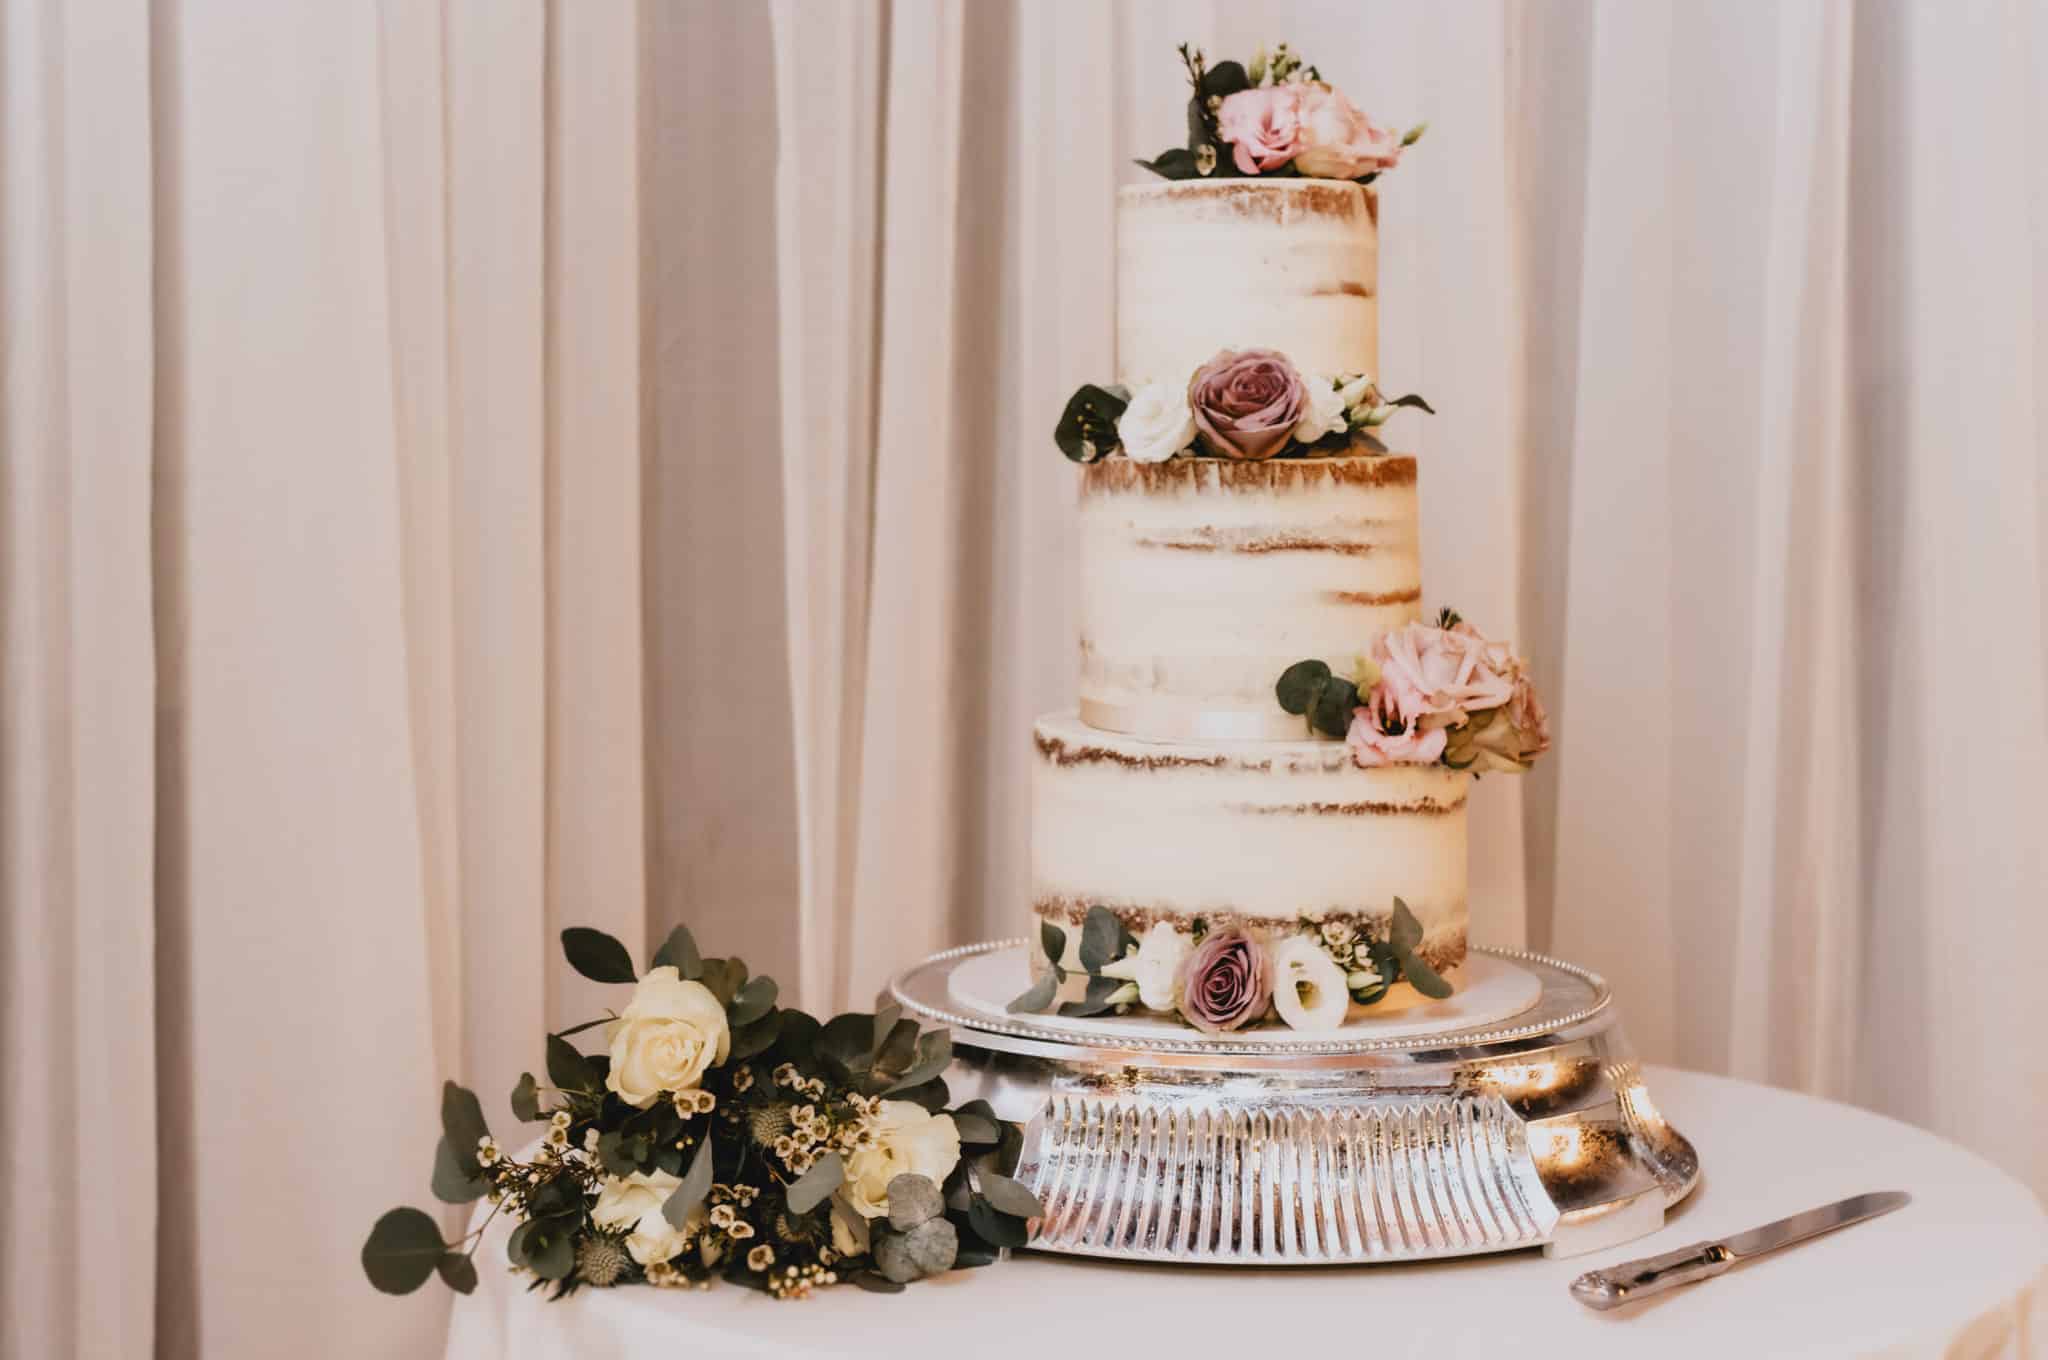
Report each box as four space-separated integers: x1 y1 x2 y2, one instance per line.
1570 1240 1735 1310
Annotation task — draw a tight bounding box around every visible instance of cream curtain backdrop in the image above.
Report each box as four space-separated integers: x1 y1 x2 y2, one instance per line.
0 3 2044 1360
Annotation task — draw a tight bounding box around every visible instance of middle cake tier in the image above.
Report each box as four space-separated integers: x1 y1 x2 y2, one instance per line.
1031 712 1470 977
1078 454 1422 740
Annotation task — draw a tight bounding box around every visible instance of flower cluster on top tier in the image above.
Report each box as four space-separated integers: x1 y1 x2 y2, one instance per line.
1009 901 1453 1034
1055 348 1431 465
362 923 1041 1304
1277 609 1552 773
1139 43 1424 185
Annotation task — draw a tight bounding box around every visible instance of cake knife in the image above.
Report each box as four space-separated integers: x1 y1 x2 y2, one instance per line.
1568 1190 1910 1310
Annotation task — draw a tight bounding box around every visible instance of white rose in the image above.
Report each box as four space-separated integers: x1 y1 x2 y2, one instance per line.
604 966 731 1109
591 1169 703 1266
839 1101 962 1220
1292 375 1350 444
1271 935 1352 1032
1099 921 1190 1012
1116 381 1195 464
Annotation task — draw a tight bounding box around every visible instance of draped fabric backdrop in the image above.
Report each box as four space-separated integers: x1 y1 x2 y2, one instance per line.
1 2 2043 1358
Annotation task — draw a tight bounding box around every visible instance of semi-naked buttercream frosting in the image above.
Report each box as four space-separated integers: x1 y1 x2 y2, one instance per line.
1030 713 1469 975
1078 454 1422 740
1117 178 1378 387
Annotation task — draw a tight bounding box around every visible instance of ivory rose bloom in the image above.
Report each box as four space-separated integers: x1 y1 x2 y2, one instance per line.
1214 85 1305 173
1293 84 1404 180
604 966 731 1109
591 1169 703 1266
839 1102 962 1220
1189 349 1308 460
1117 381 1196 463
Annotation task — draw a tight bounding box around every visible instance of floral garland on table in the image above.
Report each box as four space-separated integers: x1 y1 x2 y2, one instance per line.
1138 43 1424 184
1056 348 1432 465
362 925 1041 1303
1008 900 1452 1034
1276 608 1552 773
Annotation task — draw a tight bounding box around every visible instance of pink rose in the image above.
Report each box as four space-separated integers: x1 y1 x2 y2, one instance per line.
1214 86 1305 174
1188 349 1308 460
1371 621 1515 729
1347 686 1448 768
1292 84 1403 180
1176 930 1272 1032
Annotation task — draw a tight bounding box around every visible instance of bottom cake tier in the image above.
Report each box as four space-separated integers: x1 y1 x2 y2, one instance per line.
1030 712 1469 981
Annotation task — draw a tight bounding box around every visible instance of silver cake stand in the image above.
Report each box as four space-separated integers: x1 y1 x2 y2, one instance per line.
888 942 1699 1265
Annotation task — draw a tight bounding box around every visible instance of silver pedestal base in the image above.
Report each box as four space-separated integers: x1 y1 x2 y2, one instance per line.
888 943 1699 1265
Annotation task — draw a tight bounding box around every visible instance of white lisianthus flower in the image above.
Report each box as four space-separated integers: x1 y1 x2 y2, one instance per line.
1293 375 1351 444
1116 381 1196 463
839 1102 962 1220
1270 935 1352 1032
1099 921 1191 1012
604 965 732 1109
591 1169 703 1266
1335 373 1376 419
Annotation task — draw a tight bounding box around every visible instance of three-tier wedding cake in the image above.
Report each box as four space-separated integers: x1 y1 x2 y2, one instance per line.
1015 46 1549 1035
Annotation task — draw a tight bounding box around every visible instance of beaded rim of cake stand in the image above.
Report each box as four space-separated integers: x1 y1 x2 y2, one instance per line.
887 941 1612 1058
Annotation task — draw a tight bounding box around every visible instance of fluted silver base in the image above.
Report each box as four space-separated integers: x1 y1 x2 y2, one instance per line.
887 943 1699 1265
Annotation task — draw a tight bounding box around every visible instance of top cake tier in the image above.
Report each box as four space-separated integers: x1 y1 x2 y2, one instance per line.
1116 179 1378 388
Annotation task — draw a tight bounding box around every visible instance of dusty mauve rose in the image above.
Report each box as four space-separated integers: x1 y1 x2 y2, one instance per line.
1347 685 1449 767
1176 930 1272 1032
1292 84 1403 179
1188 349 1308 460
1371 621 1515 729
1214 86 1305 174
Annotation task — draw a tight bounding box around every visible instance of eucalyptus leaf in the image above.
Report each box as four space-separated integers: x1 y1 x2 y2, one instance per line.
1197 58 1251 99
882 1029 952 1095
967 1196 1032 1249
431 1136 486 1204
1057 974 1125 1019
1275 659 1332 715
1389 898 1424 956
872 1016 920 1080
868 1002 903 1057
437 1251 479 1295
550 1015 612 1040
1135 148 1203 180
816 1013 874 1078
527 1221 577 1281
1385 392 1436 414
875 1217 958 1283
663 1136 714 1229
729 975 779 1027
784 1150 845 1214
649 924 703 978
950 1101 1001 1146
362 1208 448 1295
439 1082 489 1173
1077 905 1132 972
975 1171 1043 1220
560 927 636 984
697 957 748 1007
1039 921 1067 969
596 1129 637 1177
1006 972 1059 1015
545 1034 601 1096
729 1009 784 1061
1308 674 1359 739
891 1076 951 1113
885 1173 945 1230
510 1071 542 1123
1399 948 1454 1000
851 1271 907 1294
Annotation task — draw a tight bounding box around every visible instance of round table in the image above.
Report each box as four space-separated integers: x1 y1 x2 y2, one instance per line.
443 1068 2047 1359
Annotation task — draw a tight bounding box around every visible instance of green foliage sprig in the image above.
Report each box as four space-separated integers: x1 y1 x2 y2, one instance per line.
363 925 1042 1303
1007 906 1139 1017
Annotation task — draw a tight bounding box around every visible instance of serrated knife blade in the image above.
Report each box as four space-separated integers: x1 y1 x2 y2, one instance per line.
1569 1191 1910 1310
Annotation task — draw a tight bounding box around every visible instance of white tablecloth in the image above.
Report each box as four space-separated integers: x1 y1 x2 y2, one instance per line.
444 1067 2047 1359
